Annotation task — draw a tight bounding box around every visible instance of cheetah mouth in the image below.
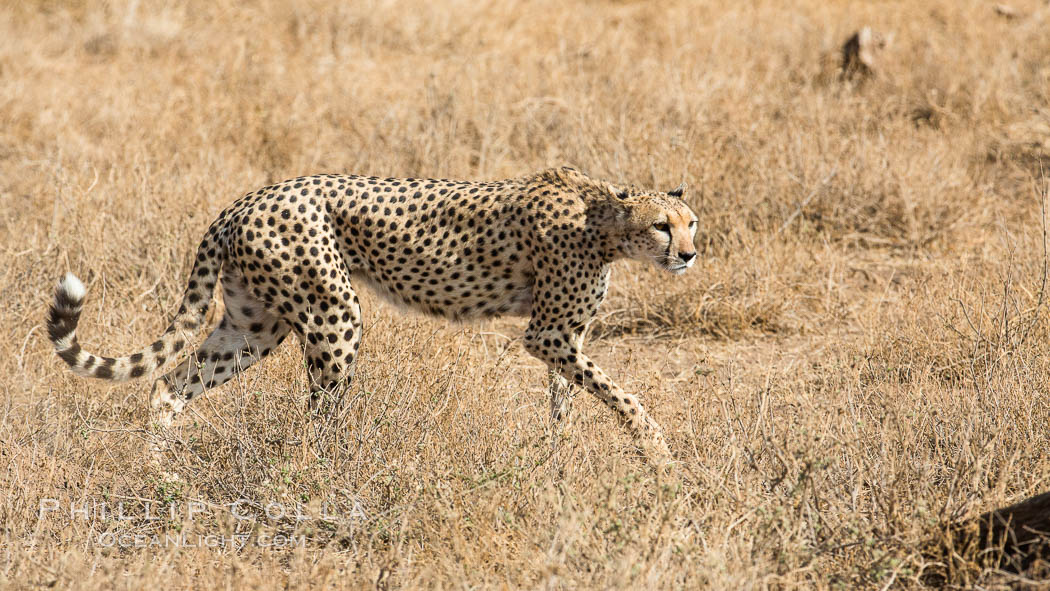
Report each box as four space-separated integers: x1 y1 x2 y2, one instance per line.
659 258 694 275
666 264 690 275
650 254 695 275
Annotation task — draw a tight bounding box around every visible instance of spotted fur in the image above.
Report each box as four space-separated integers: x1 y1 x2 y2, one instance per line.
47 167 697 459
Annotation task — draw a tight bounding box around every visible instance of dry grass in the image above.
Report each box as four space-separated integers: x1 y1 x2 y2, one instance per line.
3 0 1050 588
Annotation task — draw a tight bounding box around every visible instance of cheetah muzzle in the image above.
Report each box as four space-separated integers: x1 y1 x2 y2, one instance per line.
47 167 698 463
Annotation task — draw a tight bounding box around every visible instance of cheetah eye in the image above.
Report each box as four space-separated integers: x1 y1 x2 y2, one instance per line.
653 222 670 233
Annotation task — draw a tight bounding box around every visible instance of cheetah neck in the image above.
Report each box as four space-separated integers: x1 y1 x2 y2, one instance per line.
582 198 632 264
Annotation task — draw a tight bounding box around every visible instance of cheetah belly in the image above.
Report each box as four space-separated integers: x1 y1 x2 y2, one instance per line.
500 284 533 316
349 269 533 321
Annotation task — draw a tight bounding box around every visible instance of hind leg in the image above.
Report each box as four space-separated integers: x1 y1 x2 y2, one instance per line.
298 292 362 411
150 270 289 429
274 265 363 410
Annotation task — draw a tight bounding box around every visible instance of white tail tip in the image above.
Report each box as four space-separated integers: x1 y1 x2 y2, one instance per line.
60 273 86 302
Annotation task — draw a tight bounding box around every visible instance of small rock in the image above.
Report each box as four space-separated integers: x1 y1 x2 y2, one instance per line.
994 3 1021 19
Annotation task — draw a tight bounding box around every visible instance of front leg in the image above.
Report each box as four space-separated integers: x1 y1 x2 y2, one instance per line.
547 331 583 421
525 326 671 461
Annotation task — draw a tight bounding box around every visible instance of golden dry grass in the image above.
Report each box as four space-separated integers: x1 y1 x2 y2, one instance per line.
3 0 1050 588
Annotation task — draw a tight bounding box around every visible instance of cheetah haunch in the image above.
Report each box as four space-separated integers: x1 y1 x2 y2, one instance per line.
47 167 698 461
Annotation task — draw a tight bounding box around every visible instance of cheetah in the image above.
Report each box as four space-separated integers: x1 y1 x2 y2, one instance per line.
47 167 698 461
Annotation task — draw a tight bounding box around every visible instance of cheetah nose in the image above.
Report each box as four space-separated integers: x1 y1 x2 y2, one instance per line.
679 251 696 264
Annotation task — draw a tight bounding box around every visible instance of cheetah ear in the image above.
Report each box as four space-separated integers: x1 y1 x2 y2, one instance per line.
603 184 631 220
667 182 686 198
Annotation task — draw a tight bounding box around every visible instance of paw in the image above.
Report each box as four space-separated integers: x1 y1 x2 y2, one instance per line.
550 396 573 422
648 436 674 466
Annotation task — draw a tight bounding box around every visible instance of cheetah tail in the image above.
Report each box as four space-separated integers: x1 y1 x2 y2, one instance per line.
47 222 225 382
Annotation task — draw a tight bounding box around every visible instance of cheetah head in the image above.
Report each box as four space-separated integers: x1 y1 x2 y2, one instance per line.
612 184 699 275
